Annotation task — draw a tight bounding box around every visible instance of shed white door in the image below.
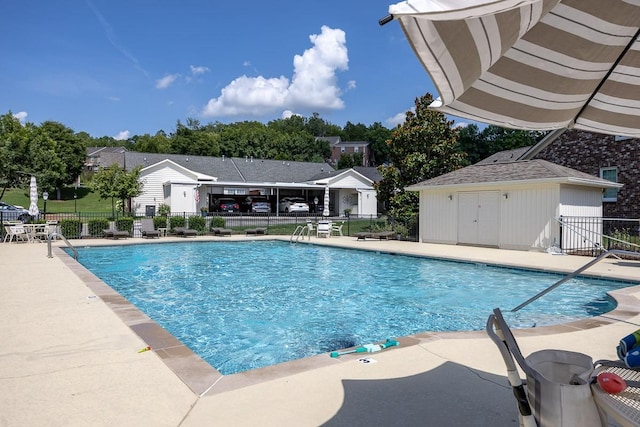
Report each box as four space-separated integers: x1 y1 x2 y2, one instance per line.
457 191 499 246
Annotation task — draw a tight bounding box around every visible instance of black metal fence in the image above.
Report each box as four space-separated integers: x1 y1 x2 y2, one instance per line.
1 211 418 240
559 216 640 255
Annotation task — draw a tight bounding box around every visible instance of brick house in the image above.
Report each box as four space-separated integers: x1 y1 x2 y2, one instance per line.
317 136 374 167
531 130 639 219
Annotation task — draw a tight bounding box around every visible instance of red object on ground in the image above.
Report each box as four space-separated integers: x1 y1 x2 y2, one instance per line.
597 372 627 394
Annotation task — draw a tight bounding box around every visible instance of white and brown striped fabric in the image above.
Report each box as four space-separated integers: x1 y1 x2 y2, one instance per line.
388 0 640 137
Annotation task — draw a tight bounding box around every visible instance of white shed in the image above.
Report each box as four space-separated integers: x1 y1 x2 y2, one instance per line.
132 159 216 216
407 159 622 252
311 168 378 216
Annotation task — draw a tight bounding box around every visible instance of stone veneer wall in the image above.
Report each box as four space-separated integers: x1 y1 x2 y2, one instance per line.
534 130 639 218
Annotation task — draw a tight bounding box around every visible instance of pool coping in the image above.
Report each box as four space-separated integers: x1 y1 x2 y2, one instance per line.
53 236 640 397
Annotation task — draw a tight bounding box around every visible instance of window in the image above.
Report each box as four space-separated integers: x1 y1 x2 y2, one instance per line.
340 147 345 153
600 167 618 202
354 146 359 153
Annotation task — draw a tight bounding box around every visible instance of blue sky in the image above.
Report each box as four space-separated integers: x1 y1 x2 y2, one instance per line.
1 1 444 140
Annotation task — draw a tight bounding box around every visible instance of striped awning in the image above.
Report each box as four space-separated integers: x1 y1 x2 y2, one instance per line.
386 0 640 137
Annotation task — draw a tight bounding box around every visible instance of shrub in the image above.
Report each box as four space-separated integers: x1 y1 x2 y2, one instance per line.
88 218 109 237
210 216 226 229
169 216 185 230
115 217 134 234
60 219 82 238
153 216 168 230
158 204 171 216
187 215 205 233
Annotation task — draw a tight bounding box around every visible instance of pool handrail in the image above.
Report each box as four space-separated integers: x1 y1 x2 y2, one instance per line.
511 249 640 312
47 232 78 260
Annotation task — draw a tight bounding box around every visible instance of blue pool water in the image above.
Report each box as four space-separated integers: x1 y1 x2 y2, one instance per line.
70 241 633 375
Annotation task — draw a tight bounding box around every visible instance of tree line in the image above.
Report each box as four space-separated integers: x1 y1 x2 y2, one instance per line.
0 96 544 214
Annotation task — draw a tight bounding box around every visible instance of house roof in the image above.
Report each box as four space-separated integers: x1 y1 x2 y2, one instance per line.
96 150 335 184
407 159 622 190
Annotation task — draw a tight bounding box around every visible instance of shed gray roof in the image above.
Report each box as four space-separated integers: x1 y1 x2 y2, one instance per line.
97 150 335 183
475 146 532 165
408 159 620 190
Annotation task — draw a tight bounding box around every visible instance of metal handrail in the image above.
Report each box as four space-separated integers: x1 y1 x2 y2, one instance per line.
512 249 640 312
290 225 311 243
47 232 78 260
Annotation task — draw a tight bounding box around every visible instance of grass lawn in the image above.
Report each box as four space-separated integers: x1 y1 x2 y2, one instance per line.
1 187 113 213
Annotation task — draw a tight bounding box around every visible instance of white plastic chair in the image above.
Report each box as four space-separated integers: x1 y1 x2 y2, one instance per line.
331 221 344 236
5 224 29 243
317 221 331 238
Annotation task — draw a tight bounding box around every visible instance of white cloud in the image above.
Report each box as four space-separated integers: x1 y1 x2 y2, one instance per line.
202 26 348 118
156 74 180 89
190 65 210 75
282 110 302 119
453 121 470 128
114 130 130 140
107 96 120 101
346 80 356 90
13 111 27 123
386 111 407 127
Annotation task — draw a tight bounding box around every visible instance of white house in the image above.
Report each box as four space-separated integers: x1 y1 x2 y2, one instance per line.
407 153 622 252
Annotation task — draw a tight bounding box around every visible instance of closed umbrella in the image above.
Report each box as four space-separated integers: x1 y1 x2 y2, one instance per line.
28 176 39 218
382 0 640 137
323 186 330 217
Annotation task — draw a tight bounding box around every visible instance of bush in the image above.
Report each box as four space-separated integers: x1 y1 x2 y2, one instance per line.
88 218 109 237
60 219 82 238
158 204 170 216
115 217 134 234
187 215 205 233
153 216 168 230
169 216 185 230
210 216 226 229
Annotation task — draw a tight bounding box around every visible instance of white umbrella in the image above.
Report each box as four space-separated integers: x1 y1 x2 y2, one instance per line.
28 176 39 217
323 186 330 217
383 0 640 137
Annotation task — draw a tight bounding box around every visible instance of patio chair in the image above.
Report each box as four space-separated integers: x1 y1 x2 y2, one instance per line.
317 221 331 238
353 231 374 240
174 227 198 237
331 221 344 236
140 218 160 238
245 227 267 235
486 308 603 427
103 226 130 239
4 224 29 243
211 227 232 236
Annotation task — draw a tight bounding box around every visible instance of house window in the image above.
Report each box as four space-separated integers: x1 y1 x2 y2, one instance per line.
600 167 618 202
354 146 359 153
340 147 345 153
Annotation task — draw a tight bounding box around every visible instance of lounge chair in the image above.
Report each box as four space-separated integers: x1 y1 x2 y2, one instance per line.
372 231 395 240
141 218 160 238
174 227 197 237
245 227 267 235
353 232 373 240
103 227 129 239
211 227 232 236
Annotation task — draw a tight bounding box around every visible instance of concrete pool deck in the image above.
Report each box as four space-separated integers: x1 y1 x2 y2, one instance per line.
1 235 640 426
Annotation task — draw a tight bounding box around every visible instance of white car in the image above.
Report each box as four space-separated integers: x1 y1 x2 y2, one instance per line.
278 197 309 213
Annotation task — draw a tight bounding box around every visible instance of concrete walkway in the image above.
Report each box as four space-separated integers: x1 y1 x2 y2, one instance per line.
1 236 639 426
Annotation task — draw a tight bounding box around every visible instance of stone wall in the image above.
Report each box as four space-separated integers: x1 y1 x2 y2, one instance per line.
534 130 639 218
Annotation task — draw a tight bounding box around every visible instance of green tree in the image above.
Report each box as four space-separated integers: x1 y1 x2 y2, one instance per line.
0 112 31 198
39 121 86 198
91 164 143 217
457 124 542 165
366 122 392 165
376 93 466 224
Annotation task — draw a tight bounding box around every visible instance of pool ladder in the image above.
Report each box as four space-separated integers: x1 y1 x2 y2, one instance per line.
47 232 78 260
290 224 312 243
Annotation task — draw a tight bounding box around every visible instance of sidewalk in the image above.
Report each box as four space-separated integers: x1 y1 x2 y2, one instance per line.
1 237 639 426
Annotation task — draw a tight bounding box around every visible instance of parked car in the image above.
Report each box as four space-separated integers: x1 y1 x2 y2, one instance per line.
243 196 271 214
278 197 310 213
213 198 240 213
0 201 32 222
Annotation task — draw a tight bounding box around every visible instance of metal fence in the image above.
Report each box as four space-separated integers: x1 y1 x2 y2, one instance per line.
559 216 640 256
1 211 418 240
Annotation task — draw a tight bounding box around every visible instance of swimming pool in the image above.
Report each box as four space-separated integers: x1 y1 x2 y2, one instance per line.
71 240 632 375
